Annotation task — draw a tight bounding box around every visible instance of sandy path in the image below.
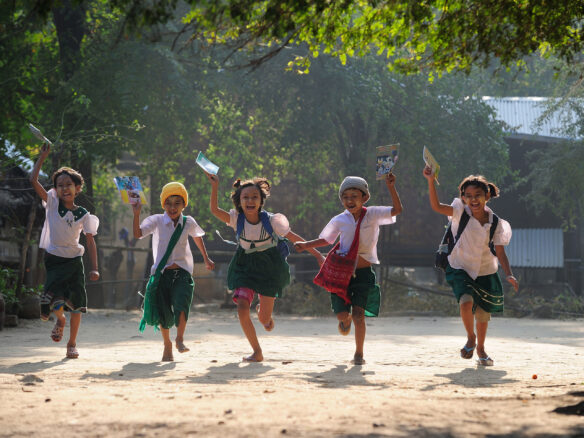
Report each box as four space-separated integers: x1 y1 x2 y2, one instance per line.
1 306 583 437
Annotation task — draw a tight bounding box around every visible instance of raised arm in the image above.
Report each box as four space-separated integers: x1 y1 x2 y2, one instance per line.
385 173 402 216
132 201 143 239
29 143 50 202
423 166 453 216
286 230 325 266
205 173 231 223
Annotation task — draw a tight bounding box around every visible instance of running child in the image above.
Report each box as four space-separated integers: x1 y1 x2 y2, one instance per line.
295 173 402 365
206 173 324 362
30 143 100 359
423 166 518 366
133 182 214 361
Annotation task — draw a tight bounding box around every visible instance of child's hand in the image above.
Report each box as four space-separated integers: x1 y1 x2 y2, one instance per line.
131 200 142 215
385 172 396 187
316 253 325 267
205 258 215 271
422 165 434 181
294 242 308 252
89 270 100 281
205 172 219 186
40 142 50 158
506 275 519 291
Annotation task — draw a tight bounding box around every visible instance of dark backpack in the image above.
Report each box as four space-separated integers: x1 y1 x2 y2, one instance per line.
236 211 290 260
435 210 499 271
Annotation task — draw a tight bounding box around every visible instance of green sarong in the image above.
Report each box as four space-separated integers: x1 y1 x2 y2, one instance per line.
330 266 380 317
41 253 87 320
445 264 504 313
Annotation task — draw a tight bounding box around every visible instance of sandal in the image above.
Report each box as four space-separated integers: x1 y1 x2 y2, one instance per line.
460 344 475 359
66 345 79 359
477 356 494 366
51 320 65 343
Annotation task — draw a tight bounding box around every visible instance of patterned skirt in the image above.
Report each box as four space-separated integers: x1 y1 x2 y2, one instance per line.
445 265 504 313
41 253 87 320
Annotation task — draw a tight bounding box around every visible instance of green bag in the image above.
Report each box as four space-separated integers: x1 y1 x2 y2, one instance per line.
139 216 187 332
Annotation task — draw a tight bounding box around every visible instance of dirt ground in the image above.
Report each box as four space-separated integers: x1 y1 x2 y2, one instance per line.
1 305 583 438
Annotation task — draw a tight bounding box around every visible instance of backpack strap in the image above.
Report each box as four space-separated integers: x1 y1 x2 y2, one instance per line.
235 212 245 242
453 210 470 245
259 211 274 236
488 214 499 256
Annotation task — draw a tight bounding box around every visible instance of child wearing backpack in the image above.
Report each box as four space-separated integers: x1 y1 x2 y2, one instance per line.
423 166 518 366
205 173 323 362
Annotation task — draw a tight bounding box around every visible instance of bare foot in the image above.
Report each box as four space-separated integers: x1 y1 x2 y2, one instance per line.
338 316 352 336
242 351 263 362
351 354 366 365
175 338 190 353
256 304 274 331
162 343 174 362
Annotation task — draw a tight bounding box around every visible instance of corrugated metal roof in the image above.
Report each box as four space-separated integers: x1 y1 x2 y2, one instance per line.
506 228 564 268
482 97 578 139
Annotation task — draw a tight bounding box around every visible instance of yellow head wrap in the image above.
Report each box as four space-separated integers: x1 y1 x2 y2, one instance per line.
160 182 188 208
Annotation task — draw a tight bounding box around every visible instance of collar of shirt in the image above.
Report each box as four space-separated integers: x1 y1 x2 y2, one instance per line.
162 212 182 227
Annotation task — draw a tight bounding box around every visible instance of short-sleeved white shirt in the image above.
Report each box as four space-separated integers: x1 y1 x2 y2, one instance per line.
447 198 512 279
140 213 205 275
227 209 291 251
39 188 99 258
319 206 395 264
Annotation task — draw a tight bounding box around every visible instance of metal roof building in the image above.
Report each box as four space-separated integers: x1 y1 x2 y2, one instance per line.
482 96 579 140
506 229 564 268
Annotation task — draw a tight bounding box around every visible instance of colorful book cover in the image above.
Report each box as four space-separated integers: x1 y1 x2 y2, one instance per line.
114 176 147 204
28 123 52 145
196 151 219 175
376 144 399 180
423 145 440 184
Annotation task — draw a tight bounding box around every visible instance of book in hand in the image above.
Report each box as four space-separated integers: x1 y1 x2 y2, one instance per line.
423 146 440 184
114 176 147 204
376 144 399 180
196 151 219 175
28 123 52 145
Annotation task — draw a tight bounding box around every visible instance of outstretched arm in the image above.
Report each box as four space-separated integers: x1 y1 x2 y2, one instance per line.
85 233 100 281
29 143 50 202
385 173 402 216
423 166 453 216
495 245 518 291
286 230 325 266
193 236 215 271
205 173 231 223
294 238 330 253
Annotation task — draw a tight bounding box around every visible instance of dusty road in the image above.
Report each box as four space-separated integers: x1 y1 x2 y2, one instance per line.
1 306 583 437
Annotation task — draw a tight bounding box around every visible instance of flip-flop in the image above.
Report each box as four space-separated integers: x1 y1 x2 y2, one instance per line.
460 344 475 359
66 345 79 359
477 356 494 366
338 319 352 336
51 320 65 343
242 354 262 363
176 341 190 353
351 356 366 365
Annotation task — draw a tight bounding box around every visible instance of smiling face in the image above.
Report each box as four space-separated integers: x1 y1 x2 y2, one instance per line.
240 186 262 216
461 184 490 215
163 195 185 223
55 173 81 206
341 188 368 219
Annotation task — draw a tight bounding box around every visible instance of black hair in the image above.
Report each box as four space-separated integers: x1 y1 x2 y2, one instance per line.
231 177 271 213
52 167 84 189
459 174 500 199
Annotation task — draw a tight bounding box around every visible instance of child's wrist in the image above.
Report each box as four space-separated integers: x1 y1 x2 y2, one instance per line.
506 274 516 280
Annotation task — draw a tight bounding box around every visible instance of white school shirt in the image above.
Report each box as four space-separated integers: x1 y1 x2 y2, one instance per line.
319 206 395 264
227 209 291 251
140 213 205 275
447 198 512 280
39 188 99 258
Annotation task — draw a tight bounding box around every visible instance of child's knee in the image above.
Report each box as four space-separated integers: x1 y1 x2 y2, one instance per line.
352 307 365 323
475 307 491 323
236 298 250 313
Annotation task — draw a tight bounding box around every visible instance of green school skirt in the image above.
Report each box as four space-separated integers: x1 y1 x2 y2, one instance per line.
445 264 504 313
41 253 87 320
227 246 290 298
154 268 195 329
330 267 381 317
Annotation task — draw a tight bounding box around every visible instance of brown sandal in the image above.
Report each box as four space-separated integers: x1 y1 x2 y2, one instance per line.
51 321 65 342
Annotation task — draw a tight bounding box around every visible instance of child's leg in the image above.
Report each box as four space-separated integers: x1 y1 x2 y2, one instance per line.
175 311 190 353
475 307 492 364
66 312 81 358
332 293 352 336
257 295 275 331
51 306 66 342
351 306 366 365
237 298 263 362
160 326 173 361
459 295 477 359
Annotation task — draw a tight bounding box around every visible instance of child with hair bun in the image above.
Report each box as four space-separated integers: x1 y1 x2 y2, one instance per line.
423 166 518 366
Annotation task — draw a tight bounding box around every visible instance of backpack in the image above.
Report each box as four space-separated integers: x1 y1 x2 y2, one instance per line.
435 210 499 271
236 211 290 259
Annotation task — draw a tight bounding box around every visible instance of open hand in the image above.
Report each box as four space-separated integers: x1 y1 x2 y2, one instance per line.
506 275 519 292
